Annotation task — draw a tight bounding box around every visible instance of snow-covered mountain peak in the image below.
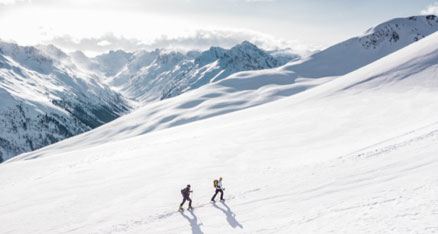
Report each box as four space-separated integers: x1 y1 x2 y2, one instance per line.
228 41 280 68
94 49 133 76
155 50 187 66
283 15 438 78
231 41 261 51
0 41 54 74
231 40 273 55
359 15 438 49
36 44 69 60
0 42 130 162
194 41 281 71
108 42 295 102
194 46 227 66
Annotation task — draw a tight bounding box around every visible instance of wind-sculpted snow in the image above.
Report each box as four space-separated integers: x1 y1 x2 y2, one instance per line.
1 33 438 234
284 15 438 78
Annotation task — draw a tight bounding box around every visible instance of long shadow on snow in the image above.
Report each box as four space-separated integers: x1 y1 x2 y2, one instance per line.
212 201 243 229
179 209 204 234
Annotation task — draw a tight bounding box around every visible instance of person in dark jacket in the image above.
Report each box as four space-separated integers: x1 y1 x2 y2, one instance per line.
179 184 193 210
211 177 225 202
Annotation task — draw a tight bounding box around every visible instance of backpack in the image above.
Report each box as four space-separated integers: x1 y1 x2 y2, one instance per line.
213 179 218 188
181 188 185 196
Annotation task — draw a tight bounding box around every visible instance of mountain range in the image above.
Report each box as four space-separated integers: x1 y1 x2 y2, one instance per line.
0 40 296 161
0 42 130 162
1 15 437 162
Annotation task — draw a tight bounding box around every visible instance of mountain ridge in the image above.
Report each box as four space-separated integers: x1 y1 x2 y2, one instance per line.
0 40 130 162
0 40 296 161
283 15 438 78
108 41 295 102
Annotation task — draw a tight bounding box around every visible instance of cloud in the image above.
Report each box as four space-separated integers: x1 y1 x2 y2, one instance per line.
146 29 282 50
45 29 317 56
47 33 143 54
421 2 438 15
0 0 28 5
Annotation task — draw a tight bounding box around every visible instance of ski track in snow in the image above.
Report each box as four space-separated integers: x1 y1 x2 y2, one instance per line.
92 195 238 234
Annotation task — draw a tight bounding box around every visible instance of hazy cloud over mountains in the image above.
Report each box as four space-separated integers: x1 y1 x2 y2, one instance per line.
1 0 435 57
47 29 315 56
421 2 438 15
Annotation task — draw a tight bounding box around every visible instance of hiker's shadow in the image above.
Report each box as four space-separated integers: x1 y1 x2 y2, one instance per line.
212 201 243 229
179 209 204 234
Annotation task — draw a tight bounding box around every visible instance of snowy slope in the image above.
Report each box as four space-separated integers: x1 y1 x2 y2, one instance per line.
0 42 130 162
284 15 438 78
1 31 437 234
18 69 332 153
70 49 134 77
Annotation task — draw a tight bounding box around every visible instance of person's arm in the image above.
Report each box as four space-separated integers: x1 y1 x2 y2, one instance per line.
219 181 224 190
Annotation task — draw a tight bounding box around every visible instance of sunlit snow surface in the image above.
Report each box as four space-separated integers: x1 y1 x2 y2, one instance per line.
1 31 437 234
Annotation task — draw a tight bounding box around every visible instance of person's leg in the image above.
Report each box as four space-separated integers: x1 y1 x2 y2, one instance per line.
188 198 192 207
180 196 187 206
220 189 224 200
211 189 219 201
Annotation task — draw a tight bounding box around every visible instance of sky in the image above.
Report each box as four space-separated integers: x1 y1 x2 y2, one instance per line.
0 0 437 56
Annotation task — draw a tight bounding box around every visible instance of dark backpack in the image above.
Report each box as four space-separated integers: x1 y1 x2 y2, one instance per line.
181 188 190 197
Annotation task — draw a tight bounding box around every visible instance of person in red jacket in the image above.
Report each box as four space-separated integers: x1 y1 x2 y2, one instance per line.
179 184 193 210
